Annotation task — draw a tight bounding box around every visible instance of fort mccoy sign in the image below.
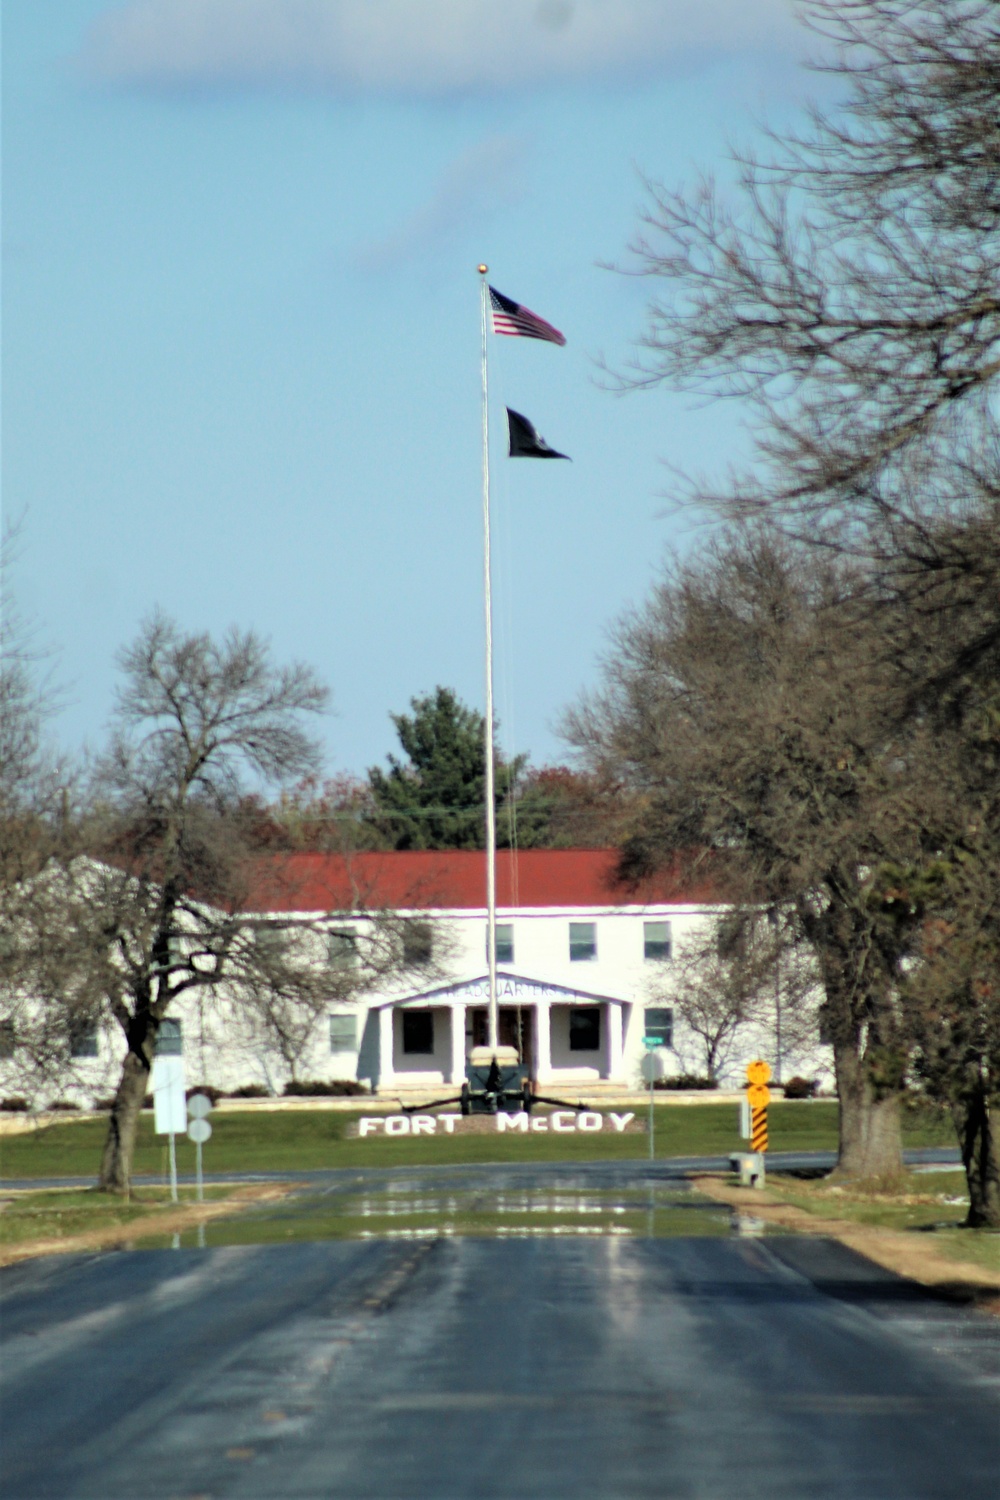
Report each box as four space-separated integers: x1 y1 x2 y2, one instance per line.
355 1110 638 1138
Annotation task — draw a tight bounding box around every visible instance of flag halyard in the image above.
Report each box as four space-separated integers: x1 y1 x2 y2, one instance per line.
489 286 566 346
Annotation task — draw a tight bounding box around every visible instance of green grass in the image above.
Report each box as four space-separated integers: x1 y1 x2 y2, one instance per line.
0 1100 955 1182
762 1169 1000 1277
0 1186 228 1247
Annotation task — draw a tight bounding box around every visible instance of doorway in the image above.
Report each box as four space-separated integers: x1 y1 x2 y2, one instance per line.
469 1006 534 1073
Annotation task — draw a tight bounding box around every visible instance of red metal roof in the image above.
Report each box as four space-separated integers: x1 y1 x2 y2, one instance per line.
246 848 721 914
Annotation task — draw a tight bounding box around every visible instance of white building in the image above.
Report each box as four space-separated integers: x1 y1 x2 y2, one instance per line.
2 849 830 1105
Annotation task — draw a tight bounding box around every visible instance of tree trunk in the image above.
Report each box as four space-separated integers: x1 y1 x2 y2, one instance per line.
833 1041 904 1179
952 1087 1000 1229
98 1046 152 1194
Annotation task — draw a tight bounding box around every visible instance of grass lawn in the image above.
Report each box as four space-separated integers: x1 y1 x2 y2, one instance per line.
758 1169 1000 1278
0 1186 230 1248
0 1100 955 1182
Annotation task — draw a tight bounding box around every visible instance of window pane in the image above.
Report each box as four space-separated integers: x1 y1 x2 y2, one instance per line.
157 1018 183 1056
403 922 433 966
569 922 596 961
328 929 358 968
329 1014 357 1053
644 1007 673 1048
569 1007 601 1051
402 1011 434 1054
644 921 672 961
68 1017 99 1058
487 923 514 965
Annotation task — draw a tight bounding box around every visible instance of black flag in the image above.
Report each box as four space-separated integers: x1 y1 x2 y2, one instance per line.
506 408 570 460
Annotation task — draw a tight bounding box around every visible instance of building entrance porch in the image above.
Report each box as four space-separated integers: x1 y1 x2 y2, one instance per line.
370 976 629 1094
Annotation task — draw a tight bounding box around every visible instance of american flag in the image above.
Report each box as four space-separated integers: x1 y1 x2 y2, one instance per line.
489 286 566 346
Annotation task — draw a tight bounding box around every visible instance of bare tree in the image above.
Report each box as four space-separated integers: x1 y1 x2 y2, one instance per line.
568 527 941 1177
655 910 822 1085
621 2 999 556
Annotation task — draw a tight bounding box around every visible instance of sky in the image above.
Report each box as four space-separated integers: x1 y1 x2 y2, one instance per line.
3 0 817 785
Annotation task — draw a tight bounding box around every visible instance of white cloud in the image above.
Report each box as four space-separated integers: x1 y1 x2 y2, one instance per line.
77 0 800 96
355 136 529 270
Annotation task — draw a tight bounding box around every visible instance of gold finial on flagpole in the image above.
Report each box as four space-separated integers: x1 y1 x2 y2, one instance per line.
478 264 488 274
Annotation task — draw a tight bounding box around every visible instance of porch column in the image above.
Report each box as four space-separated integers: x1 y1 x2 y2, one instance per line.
378 1005 395 1090
534 1001 552 1085
448 1004 467 1084
605 1001 624 1082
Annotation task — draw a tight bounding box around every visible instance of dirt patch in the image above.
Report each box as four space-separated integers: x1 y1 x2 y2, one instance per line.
0 1183 295 1267
691 1174 1000 1315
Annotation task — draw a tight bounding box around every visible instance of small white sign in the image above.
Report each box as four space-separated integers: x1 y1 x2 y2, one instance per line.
151 1056 187 1135
187 1093 213 1120
187 1117 212 1145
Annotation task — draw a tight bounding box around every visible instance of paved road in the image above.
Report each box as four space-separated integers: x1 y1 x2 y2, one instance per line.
2 1175 997 1498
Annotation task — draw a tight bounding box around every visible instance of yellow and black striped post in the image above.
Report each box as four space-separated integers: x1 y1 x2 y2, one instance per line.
745 1059 772 1156
750 1105 768 1153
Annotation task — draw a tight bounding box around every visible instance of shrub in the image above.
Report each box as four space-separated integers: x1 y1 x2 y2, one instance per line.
782 1076 817 1099
653 1074 719 1091
91 1097 116 1112
1 1096 30 1112
282 1079 367 1097
226 1083 270 1099
47 1099 80 1112
186 1084 223 1105
142 1093 154 1110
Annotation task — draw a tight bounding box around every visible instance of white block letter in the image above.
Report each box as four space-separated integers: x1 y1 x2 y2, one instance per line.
358 1117 381 1137
531 1116 548 1132
577 1111 602 1132
384 1115 410 1136
551 1111 576 1133
496 1112 529 1133
609 1112 635 1133
439 1113 461 1134
411 1115 436 1135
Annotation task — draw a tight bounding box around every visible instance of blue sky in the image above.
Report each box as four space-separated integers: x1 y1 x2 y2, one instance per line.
4 0 812 781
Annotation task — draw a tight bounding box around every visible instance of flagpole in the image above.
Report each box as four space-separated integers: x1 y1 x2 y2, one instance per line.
479 264 499 1055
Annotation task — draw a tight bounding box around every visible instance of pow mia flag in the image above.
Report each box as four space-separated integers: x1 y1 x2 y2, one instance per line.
506 408 570 460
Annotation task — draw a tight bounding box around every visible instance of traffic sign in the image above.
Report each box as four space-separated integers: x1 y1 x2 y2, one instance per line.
746 1059 772 1086
643 1036 664 1049
747 1083 771 1108
187 1093 213 1120
640 1052 667 1083
187 1117 212 1145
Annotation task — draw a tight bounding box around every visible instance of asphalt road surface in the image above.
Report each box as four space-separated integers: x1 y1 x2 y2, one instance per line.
2 1171 998 1499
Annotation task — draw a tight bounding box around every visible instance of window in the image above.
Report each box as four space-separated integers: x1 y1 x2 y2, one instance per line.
68 1017 99 1058
402 1011 434 1054
403 921 433 966
569 922 596 962
255 924 287 958
329 1014 357 1053
643 921 672 961
327 929 358 968
569 1007 601 1051
644 1007 674 1049
487 923 514 965
157 1018 183 1056
0 1019 15 1058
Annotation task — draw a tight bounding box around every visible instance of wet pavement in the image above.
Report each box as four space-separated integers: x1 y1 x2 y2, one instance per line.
2 1161 997 1499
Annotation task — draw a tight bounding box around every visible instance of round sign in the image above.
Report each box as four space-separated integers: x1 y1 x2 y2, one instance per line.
746 1059 772 1086
187 1118 212 1144
640 1051 667 1083
187 1093 213 1120
747 1083 771 1108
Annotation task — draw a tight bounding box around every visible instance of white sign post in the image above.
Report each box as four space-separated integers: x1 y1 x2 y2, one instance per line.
151 1055 187 1203
186 1094 213 1202
640 1046 667 1161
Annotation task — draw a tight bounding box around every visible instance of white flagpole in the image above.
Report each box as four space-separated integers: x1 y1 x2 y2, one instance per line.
479 264 499 1053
